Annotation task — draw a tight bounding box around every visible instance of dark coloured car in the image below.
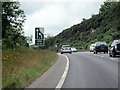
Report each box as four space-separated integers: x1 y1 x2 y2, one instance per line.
93 41 108 54
109 40 120 57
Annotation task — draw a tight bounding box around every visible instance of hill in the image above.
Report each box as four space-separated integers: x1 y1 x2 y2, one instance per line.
45 1 120 50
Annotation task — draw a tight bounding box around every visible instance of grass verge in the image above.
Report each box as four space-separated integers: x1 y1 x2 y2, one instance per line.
78 50 89 52
2 49 57 88
0 50 2 90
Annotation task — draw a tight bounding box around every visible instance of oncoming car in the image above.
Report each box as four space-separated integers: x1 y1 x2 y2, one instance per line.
71 47 77 52
60 45 72 54
90 44 95 52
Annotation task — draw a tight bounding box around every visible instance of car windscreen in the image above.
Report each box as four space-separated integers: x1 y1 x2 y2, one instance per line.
62 46 70 48
91 44 95 47
71 48 76 50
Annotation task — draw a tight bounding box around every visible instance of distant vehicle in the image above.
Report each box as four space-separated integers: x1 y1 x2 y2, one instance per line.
90 44 95 52
61 45 72 54
93 41 108 54
109 40 120 57
71 47 77 52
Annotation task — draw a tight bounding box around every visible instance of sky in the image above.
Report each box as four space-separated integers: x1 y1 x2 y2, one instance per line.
19 0 104 44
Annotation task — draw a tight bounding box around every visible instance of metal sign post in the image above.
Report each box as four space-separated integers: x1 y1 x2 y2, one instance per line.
35 27 45 46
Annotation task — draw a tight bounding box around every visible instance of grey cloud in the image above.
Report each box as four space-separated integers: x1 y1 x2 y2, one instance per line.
20 2 47 15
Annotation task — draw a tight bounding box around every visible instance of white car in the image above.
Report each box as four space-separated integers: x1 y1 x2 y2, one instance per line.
71 47 77 52
61 45 72 54
90 44 95 52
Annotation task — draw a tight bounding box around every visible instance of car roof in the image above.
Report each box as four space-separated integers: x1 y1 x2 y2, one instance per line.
114 39 120 43
62 45 70 46
91 44 95 45
95 41 106 44
96 41 106 43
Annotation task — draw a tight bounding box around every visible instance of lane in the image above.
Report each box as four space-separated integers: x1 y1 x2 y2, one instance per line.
62 52 119 88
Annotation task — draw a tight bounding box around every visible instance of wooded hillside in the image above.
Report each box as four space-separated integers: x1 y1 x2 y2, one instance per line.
45 1 120 50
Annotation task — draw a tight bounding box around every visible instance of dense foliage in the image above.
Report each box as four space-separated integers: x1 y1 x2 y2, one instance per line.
2 2 28 49
45 1 120 50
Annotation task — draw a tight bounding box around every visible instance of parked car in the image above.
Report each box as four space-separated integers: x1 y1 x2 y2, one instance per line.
60 45 72 54
109 39 120 57
90 44 95 52
93 41 108 54
71 47 77 52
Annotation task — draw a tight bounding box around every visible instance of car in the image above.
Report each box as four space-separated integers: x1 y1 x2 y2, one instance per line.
71 47 77 52
90 44 95 52
109 39 120 57
60 45 72 54
93 41 108 54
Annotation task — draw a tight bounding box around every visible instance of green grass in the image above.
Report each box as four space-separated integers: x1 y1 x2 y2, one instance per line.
0 50 2 90
2 49 57 88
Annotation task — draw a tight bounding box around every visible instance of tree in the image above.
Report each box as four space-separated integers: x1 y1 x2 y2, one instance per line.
2 2 26 49
99 2 117 14
26 35 33 45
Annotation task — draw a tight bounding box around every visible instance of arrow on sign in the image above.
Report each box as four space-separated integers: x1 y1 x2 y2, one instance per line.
36 29 39 39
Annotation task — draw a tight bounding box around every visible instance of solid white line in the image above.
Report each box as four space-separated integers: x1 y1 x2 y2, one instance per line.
55 54 69 89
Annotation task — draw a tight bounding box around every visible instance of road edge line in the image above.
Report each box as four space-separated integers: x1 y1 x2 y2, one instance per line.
55 54 69 89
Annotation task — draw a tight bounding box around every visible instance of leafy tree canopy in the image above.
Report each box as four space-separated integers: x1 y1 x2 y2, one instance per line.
2 2 27 49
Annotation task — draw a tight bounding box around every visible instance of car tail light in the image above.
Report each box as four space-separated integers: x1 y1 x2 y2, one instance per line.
112 50 116 53
96 46 99 49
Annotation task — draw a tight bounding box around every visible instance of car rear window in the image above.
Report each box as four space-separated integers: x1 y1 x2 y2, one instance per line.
116 40 120 44
117 44 120 50
96 42 107 46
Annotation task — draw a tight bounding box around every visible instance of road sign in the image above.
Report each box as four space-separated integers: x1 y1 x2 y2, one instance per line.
35 27 44 46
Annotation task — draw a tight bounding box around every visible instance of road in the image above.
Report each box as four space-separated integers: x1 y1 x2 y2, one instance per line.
26 54 67 88
62 52 119 89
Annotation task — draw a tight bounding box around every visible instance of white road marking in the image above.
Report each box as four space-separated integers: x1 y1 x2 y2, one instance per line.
101 56 104 57
55 54 69 89
110 58 118 61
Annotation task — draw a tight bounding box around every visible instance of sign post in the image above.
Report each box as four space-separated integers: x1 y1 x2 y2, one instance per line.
35 27 45 46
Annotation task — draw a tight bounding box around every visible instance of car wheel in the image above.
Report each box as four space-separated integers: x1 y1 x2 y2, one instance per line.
96 51 98 54
69 52 72 54
94 51 97 54
61 52 63 54
112 52 116 57
109 53 112 57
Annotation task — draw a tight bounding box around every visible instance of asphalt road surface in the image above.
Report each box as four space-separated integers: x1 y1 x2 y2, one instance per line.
62 52 119 89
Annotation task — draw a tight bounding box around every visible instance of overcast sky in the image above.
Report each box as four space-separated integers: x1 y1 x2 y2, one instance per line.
19 0 104 44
